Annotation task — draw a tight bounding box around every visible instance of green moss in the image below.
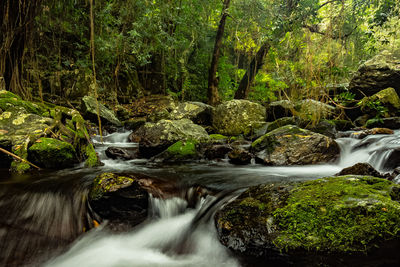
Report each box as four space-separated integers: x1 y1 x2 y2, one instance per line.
90 172 134 200
84 143 101 167
10 161 31 173
166 140 198 158
273 176 400 253
210 134 228 140
28 138 78 169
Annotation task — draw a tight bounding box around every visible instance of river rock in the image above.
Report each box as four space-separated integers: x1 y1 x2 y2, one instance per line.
349 51 400 98
336 163 387 178
105 146 138 160
252 125 339 165
28 138 78 169
350 128 394 139
204 144 233 160
129 119 209 157
151 139 202 163
228 148 252 165
89 172 149 229
212 100 266 136
81 95 121 126
170 101 213 126
215 176 400 263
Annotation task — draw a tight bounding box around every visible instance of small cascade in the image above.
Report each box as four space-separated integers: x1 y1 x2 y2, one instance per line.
45 191 240 267
336 130 400 172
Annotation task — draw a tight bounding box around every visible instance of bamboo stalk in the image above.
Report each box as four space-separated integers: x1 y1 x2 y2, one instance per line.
0 147 41 170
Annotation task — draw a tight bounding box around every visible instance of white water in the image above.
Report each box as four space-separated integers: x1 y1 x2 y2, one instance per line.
45 196 239 267
43 129 400 266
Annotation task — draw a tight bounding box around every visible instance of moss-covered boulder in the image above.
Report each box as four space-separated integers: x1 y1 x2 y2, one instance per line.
266 117 339 138
215 176 400 262
28 138 78 169
129 119 209 157
81 95 122 126
0 90 46 115
170 101 214 126
89 172 149 228
212 100 266 136
252 125 339 165
151 139 201 163
349 51 400 98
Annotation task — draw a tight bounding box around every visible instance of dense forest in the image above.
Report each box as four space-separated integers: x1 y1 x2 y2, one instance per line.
1 1 400 266
1 0 399 105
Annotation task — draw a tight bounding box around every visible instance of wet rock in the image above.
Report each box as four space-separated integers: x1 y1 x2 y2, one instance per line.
28 138 78 169
170 101 213 126
212 100 266 136
89 172 149 229
252 125 339 165
336 163 386 178
81 95 122 126
215 176 400 260
228 148 252 165
267 117 341 139
129 119 209 158
350 128 394 139
204 144 232 160
349 51 400 98
151 140 201 163
105 146 138 160
382 149 400 171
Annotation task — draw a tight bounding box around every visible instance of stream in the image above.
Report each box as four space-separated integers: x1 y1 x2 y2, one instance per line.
1 130 400 266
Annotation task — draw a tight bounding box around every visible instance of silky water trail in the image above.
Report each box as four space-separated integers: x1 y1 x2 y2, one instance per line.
1 130 400 266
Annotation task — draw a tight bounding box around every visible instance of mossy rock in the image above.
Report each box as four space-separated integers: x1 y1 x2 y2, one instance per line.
152 139 201 163
28 138 78 169
0 90 46 115
89 172 149 228
216 176 400 258
212 100 266 136
90 172 136 200
252 125 339 165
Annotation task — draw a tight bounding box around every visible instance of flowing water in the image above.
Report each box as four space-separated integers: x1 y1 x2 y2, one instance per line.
1 130 400 266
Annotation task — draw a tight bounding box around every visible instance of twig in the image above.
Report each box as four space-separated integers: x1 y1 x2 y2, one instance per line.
0 147 41 170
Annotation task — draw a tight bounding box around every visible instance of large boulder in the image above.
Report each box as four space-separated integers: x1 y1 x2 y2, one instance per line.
170 101 213 126
215 176 400 265
349 51 400 98
129 119 209 157
212 100 266 136
81 95 121 126
252 125 339 165
28 138 78 169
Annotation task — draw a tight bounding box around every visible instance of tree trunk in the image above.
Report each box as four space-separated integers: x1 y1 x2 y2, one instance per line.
207 0 231 106
234 42 271 99
0 0 42 97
